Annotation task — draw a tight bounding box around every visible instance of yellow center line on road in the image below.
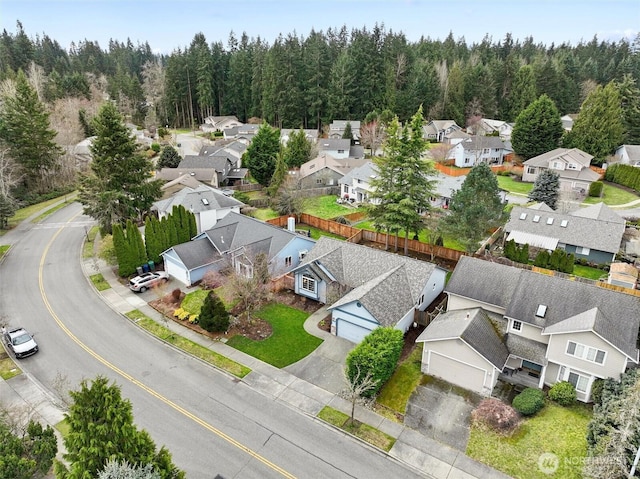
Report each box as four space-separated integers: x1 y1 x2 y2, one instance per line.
39 212 295 479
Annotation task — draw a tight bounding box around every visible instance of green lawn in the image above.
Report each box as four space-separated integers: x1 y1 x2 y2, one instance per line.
0 355 21 380
181 289 209 315
573 264 608 281
0 244 10 260
497 176 534 195
376 346 423 416
226 303 322 368
583 183 639 206
89 273 110 291
467 402 592 479
302 195 355 219
1 193 77 234
317 406 395 451
297 224 346 241
356 220 466 251
81 226 100 259
252 208 280 221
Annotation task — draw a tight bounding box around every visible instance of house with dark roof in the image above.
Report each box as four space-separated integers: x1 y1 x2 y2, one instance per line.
280 129 319 145
291 237 447 343
417 256 640 401
152 185 244 234
522 148 601 192
504 202 625 264
447 136 509 167
161 212 315 286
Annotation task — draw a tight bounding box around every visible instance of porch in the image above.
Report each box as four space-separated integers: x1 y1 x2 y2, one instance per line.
498 355 544 389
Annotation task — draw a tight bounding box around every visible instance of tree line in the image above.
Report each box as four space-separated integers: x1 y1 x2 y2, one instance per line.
1 21 639 130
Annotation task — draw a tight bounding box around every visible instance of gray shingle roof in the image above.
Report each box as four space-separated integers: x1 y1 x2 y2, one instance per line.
505 334 547 364
523 148 593 168
319 139 351 151
505 203 625 254
295 236 442 325
178 155 232 171
170 238 217 270
417 308 509 369
153 185 244 215
338 161 377 185
448 257 640 360
460 136 506 151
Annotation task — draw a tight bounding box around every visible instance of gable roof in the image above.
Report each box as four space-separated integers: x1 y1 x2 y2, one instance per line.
153 185 244 215
417 308 509 369
319 138 352 151
299 155 368 178
617 144 640 162
447 257 640 360
338 161 377 185
169 237 218 270
524 148 593 168
458 136 506 151
178 154 234 171
505 203 624 254
294 236 441 325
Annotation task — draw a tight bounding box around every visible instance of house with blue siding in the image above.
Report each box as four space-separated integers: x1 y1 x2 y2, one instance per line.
504 202 625 264
291 237 447 343
161 212 315 286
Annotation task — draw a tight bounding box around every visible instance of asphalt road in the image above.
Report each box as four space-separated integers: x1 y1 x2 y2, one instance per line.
0 202 426 479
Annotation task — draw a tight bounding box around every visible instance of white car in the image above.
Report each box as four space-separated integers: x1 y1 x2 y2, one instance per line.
3 327 39 358
128 271 169 292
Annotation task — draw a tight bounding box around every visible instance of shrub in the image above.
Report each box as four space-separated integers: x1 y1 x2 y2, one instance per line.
173 307 185 318
512 387 545 416
233 191 250 204
590 378 605 406
171 288 183 303
188 314 199 324
151 143 161 153
346 327 404 398
157 127 168 138
548 381 577 406
471 398 520 435
588 181 603 197
200 270 224 290
178 310 190 320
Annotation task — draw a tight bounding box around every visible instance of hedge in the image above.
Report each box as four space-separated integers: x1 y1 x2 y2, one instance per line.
605 164 640 192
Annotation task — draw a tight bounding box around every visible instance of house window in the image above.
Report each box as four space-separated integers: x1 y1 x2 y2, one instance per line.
566 341 606 365
337 149 345 154
483 148 490 154
343 185 349 193
567 372 589 392
357 178 362 184
285 256 292 267
512 320 522 331
567 163 578 170
316 178 323 184
527 166 536 175
575 246 590 255
464 158 470 164
552 161 563 170
301 274 316 293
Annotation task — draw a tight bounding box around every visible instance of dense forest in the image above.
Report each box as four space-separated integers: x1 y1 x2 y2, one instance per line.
1 20 639 131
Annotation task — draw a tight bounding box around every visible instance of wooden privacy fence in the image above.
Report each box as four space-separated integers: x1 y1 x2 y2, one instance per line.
267 214 465 264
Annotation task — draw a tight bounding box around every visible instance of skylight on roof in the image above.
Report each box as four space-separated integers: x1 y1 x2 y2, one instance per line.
547 217 554 225
533 215 540 223
201 198 209 205
536 304 547 318
519 213 527 220
561 220 568 227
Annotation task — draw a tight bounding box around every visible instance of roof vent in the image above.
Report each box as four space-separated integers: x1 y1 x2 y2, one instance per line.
465 312 470 320
536 304 547 318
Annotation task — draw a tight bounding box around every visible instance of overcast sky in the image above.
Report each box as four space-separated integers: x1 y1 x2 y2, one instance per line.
1 0 638 54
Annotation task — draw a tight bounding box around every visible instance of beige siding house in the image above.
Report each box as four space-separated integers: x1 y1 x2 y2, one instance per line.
522 147 601 192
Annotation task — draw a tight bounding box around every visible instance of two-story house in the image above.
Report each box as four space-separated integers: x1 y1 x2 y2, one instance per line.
522 148 601 192
202 116 242 133
447 136 508 167
338 161 377 203
328 120 361 140
467 118 513 140
297 154 367 190
417 256 640 401
422 120 461 143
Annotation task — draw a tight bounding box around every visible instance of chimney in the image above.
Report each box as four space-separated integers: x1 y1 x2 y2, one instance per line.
287 216 296 232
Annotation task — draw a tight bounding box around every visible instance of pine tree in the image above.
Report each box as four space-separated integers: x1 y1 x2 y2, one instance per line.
564 82 624 165
157 145 182 169
507 65 538 121
198 291 229 333
528 169 560 210
242 122 280 186
518 243 530 264
0 69 63 194
504 239 517 261
78 102 162 234
145 216 164 265
534 250 550 268
341 122 353 141
54 376 183 479
112 223 132 276
0 420 57 479
283 128 312 168
511 94 563 160
617 75 640 145
442 162 506 254
268 150 289 197
125 219 147 274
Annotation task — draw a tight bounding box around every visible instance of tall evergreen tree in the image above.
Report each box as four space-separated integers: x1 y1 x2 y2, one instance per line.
283 128 312 168
507 65 538 121
528 169 560 210
198 290 229 333
442 162 506 253
0 193 16 229
0 69 63 194
341 122 353 141
511 94 564 160
564 82 624 165
79 102 162 234
157 145 181 169
126 219 147 274
242 122 280 186
617 74 640 145
55 376 183 479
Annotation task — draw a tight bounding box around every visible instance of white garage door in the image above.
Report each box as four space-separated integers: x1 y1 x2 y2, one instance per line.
165 259 189 286
429 352 486 395
336 319 372 344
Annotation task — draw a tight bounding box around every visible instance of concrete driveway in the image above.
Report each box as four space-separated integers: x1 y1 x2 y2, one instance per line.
405 379 481 451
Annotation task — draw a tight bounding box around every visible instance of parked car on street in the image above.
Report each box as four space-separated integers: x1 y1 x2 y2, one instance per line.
3 327 39 358
129 271 169 292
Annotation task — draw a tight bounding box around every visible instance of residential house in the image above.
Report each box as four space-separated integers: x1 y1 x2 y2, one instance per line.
202 116 242 133
615 145 640 166
607 262 639 289
430 173 466 209
417 256 640 401
504 202 625 264
443 129 471 145
561 114 578 132
297 154 368 190
292 237 447 343
467 118 513 140
422 120 461 143
223 124 261 141
318 139 360 160
152 185 244 234
447 136 508 167
280 129 319 145
161 212 315 287
522 148 601 192
159 173 207 198
338 161 377 203
329 120 361 140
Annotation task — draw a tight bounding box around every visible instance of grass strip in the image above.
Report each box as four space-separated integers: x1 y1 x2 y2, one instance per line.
125 310 250 378
317 406 395 451
89 273 111 291
0 355 21 380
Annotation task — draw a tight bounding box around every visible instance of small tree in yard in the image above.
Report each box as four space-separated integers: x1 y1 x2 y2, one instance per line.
528 169 560 210
548 381 577 406
512 387 545 416
198 290 229 333
228 251 271 321
471 398 520 435
156 145 181 169
343 364 379 425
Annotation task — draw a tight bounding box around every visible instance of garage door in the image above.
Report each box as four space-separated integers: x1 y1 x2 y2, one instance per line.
429 352 486 395
165 259 189 286
336 319 372 344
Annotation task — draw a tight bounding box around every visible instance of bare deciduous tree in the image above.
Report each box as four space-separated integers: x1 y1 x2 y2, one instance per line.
429 143 452 164
227 251 272 322
359 120 385 156
342 364 379 425
0 147 22 198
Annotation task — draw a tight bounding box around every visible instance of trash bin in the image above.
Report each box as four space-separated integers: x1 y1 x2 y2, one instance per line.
136 266 144 275
148 260 155 271
142 263 150 273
